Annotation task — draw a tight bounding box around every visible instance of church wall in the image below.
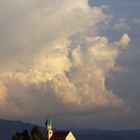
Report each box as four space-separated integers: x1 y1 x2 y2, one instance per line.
65 132 76 140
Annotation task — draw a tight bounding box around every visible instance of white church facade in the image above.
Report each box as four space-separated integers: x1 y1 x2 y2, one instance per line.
45 119 76 140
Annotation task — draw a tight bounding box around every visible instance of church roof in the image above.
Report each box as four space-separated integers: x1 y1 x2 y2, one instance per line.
50 131 70 140
45 118 52 126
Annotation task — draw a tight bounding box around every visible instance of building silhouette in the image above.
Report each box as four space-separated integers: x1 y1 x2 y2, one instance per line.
45 119 76 140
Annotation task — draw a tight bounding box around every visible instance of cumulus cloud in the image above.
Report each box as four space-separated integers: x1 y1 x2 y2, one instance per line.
67 34 130 108
133 18 140 24
0 82 7 108
0 0 130 120
113 23 130 31
120 34 130 46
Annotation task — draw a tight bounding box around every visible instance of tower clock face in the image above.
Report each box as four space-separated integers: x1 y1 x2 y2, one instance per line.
47 125 52 130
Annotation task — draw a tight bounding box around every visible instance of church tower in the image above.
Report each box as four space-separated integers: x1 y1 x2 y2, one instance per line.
45 119 53 140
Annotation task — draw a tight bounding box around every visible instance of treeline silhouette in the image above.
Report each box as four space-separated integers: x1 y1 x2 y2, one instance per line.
12 126 44 140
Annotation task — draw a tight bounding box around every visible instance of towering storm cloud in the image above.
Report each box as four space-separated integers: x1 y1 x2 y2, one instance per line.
0 0 130 121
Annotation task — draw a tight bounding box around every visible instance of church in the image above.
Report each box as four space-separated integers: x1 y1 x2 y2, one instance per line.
45 119 76 140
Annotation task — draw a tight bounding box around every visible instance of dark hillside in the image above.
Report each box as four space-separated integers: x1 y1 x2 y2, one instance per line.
0 119 140 140
0 119 33 140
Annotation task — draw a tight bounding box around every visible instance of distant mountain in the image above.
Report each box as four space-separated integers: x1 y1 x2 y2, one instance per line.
0 119 33 140
74 128 140 140
1 119 140 140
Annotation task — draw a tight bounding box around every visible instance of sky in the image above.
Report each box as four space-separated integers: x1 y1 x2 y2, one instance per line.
0 0 140 130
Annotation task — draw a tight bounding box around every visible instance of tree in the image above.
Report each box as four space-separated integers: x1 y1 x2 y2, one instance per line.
12 126 44 140
31 126 44 140
12 130 30 140
22 130 30 140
